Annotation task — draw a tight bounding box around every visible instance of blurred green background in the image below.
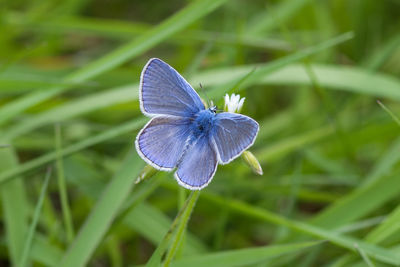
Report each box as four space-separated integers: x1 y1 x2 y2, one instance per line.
1 0 400 266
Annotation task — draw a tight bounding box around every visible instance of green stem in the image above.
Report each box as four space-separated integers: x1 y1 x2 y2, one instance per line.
55 124 75 243
377 100 400 126
178 187 186 210
146 190 200 267
163 190 200 267
19 168 52 267
354 243 376 267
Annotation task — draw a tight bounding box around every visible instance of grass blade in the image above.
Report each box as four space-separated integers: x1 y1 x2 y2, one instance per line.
366 205 400 244
0 147 29 266
3 33 353 140
310 138 400 229
200 193 400 266
31 234 63 266
207 32 354 99
0 118 146 184
256 125 334 163
4 84 136 139
59 151 144 267
146 191 200 267
354 243 376 267
163 191 201 266
55 124 74 243
171 241 320 267
247 0 312 35
5 15 291 51
0 0 229 127
377 100 400 126
124 202 206 255
19 168 52 267
8 54 400 141
192 63 400 101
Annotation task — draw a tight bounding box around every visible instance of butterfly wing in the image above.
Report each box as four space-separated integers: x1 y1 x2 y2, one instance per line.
140 58 205 117
175 135 218 190
135 116 192 170
212 112 259 164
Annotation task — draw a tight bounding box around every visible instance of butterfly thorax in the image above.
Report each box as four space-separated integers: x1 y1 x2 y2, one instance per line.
191 109 216 138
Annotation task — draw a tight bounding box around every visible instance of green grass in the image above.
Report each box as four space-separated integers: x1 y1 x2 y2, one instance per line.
19 167 51 267
1 0 400 266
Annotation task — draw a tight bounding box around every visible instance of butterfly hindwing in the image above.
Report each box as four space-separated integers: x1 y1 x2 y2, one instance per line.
175 135 218 190
212 112 259 164
140 58 205 117
136 116 192 170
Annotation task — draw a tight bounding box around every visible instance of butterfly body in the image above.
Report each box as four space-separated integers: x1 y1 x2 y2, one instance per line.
136 58 259 190
191 109 216 138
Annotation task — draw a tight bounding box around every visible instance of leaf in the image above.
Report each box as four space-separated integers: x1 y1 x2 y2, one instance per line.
0 0 229 126
4 34 355 140
146 191 200 267
19 168 52 267
124 202 207 255
59 151 144 267
310 138 400 229
199 193 400 266
0 119 146 184
171 241 320 267
0 147 29 266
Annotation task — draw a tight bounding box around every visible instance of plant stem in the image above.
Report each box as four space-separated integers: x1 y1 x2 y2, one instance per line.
377 100 400 126
163 190 200 267
55 124 74 243
19 168 52 267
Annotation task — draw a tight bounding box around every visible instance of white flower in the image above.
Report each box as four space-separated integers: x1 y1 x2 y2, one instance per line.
224 93 245 113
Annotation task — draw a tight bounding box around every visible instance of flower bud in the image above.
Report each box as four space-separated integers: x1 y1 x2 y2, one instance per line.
135 165 158 184
242 150 263 175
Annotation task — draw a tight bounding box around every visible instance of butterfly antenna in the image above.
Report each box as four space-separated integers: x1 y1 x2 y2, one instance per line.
199 83 212 108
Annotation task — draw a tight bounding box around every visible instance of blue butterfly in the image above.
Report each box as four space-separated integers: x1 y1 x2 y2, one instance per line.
135 58 259 190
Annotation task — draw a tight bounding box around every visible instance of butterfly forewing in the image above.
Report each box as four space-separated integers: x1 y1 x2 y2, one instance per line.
140 58 205 117
175 135 218 190
136 116 192 170
212 112 259 164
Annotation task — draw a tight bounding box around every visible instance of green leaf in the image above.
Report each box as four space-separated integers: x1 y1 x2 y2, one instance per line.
366 205 400 244
354 243 376 267
6 15 291 51
0 147 29 266
0 0 229 126
0 118 146 185
200 193 400 266
19 168 51 267
247 0 313 35
4 33 356 140
256 126 333 163
124 202 207 255
310 138 400 229
59 151 144 267
8 58 400 142
146 191 200 267
171 241 320 267
55 124 75 243
31 234 63 266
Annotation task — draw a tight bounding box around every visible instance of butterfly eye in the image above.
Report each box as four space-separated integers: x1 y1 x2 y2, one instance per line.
209 106 217 113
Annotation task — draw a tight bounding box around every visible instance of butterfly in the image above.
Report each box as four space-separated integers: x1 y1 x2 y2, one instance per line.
135 58 259 190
